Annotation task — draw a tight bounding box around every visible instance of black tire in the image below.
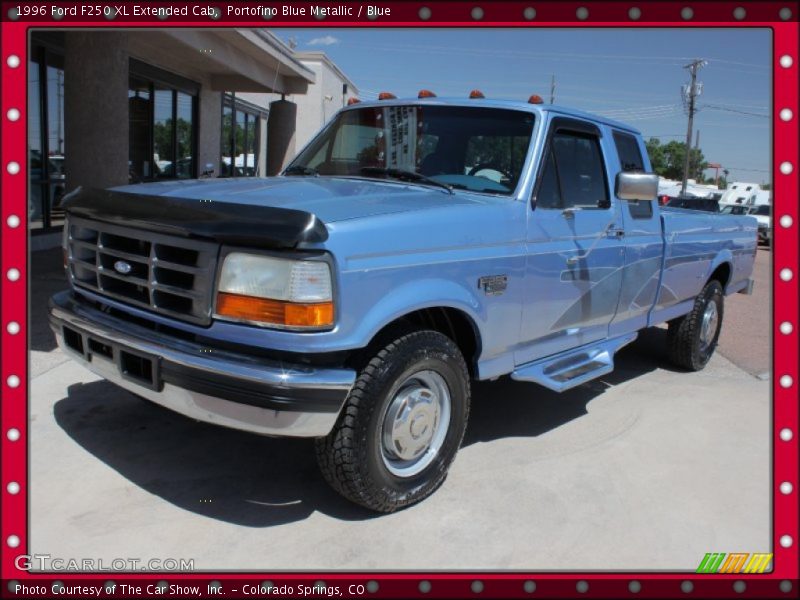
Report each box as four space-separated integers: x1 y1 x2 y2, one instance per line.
667 279 724 371
315 330 470 512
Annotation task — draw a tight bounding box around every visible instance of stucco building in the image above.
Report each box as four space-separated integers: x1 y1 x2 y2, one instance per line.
29 29 358 248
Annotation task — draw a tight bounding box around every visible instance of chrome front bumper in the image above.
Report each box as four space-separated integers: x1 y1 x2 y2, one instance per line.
49 291 355 437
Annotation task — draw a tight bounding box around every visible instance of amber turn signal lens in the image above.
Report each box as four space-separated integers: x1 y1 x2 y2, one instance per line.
284 302 335 328
216 292 334 329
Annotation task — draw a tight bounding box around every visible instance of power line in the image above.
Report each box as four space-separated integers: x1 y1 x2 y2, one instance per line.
705 57 770 70
699 104 769 118
698 100 769 110
596 104 683 121
342 41 692 68
719 166 770 173
598 103 680 113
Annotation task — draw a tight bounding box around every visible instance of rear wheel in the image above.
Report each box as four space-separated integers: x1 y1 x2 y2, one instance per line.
315 330 470 512
667 279 724 371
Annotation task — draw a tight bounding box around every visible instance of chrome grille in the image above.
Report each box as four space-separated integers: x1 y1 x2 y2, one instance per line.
66 216 218 325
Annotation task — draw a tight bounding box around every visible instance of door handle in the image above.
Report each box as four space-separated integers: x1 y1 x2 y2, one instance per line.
567 222 625 265
606 227 625 239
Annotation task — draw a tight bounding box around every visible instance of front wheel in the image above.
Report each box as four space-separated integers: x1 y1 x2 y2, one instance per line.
667 279 724 371
315 330 470 512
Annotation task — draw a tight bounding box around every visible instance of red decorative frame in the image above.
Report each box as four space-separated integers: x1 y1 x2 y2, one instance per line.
1 2 797 598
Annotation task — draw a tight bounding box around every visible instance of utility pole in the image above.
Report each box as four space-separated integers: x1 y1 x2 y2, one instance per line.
694 129 700 181
680 59 705 196
550 74 555 104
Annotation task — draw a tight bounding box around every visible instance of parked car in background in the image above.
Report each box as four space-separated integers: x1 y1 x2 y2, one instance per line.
749 204 771 245
720 205 750 216
719 181 762 207
665 196 721 212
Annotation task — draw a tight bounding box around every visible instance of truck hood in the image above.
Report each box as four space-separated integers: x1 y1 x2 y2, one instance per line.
109 177 485 224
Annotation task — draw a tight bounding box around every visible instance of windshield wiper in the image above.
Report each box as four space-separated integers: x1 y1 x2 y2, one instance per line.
360 167 454 195
284 165 318 176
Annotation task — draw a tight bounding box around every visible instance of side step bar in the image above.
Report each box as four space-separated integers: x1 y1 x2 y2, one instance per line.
511 333 638 392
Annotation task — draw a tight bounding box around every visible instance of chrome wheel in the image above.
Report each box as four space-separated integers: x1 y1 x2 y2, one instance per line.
699 299 719 353
380 370 451 478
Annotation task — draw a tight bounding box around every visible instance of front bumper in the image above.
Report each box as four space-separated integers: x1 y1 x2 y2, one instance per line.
48 290 355 437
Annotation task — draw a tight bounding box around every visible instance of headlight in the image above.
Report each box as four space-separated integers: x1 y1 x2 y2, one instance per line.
214 252 334 330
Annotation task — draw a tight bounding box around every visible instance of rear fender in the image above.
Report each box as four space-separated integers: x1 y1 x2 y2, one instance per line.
704 250 734 292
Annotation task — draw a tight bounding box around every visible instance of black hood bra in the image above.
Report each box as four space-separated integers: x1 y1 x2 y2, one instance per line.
61 187 329 249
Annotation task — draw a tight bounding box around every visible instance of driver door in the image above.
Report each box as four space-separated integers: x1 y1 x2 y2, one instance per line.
516 117 626 365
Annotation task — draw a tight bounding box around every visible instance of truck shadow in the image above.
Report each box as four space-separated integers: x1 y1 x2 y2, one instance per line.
53 327 675 527
464 326 672 444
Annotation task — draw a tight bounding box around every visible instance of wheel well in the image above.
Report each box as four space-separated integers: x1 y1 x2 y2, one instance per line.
359 308 481 378
709 262 732 290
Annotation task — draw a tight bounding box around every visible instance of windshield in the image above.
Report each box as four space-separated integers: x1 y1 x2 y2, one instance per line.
288 105 535 195
751 205 770 216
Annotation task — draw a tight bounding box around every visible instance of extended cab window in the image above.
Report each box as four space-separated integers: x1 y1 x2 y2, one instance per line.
535 130 609 210
613 131 653 219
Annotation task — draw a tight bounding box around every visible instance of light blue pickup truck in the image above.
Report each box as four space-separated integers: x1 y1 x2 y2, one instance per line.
50 97 757 512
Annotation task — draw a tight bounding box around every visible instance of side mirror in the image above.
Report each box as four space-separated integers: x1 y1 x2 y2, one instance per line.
616 172 658 201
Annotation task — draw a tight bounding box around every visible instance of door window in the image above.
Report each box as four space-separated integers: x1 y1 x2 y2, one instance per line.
535 129 609 210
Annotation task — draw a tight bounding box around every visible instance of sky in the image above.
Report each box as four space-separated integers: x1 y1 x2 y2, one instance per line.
279 28 772 185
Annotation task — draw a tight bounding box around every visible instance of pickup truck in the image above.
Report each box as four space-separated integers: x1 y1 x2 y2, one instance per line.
50 97 757 512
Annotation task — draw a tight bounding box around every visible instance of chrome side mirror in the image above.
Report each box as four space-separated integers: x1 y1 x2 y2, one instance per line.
616 172 658 201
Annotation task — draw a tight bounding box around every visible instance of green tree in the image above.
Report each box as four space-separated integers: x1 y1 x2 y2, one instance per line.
645 138 707 181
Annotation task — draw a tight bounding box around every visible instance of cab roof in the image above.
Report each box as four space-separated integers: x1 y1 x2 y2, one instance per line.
342 96 642 137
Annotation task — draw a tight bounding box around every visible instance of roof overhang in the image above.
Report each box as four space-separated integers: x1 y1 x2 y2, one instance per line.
128 29 315 94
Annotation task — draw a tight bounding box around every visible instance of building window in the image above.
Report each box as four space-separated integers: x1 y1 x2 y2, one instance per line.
29 43 66 231
220 94 263 177
128 61 198 182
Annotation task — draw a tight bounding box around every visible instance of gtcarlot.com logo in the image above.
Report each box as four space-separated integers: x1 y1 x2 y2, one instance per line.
15 554 195 571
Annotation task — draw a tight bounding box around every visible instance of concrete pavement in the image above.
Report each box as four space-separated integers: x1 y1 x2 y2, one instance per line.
29 330 770 571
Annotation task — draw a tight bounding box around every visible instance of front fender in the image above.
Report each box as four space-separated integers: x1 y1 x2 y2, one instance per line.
352 278 486 349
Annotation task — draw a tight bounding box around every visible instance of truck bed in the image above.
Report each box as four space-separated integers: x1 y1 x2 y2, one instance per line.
653 208 757 322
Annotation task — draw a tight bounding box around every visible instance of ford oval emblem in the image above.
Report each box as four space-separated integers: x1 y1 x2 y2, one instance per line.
113 260 132 275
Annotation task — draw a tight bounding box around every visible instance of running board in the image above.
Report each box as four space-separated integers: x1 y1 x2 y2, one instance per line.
511 333 638 392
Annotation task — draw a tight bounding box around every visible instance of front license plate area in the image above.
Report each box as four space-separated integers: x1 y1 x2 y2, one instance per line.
116 346 162 391
62 324 162 391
